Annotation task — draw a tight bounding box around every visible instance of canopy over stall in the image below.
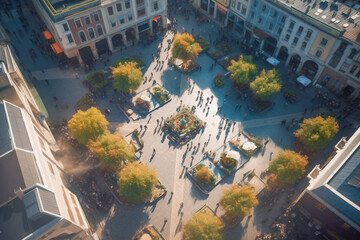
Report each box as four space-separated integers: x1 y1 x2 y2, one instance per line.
296 76 312 87
266 57 280 66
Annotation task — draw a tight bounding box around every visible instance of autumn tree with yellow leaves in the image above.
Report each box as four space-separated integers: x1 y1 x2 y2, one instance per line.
112 61 142 93
172 33 202 65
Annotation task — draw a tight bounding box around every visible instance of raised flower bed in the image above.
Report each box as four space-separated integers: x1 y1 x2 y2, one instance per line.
193 163 216 191
219 55 238 70
220 152 238 168
151 86 171 104
194 35 210 53
164 108 203 145
149 180 167 203
230 131 263 157
174 59 200 74
216 42 234 54
207 51 224 60
132 225 165 240
76 94 95 111
214 73 225 87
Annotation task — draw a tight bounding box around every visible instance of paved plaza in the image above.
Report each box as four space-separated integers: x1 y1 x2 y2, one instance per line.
1 0 359 239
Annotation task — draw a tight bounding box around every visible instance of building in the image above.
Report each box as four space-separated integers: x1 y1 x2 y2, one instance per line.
0 37 93 239
227 0 251 38
194 0 230 25
297 127 360 240
31 0 166 65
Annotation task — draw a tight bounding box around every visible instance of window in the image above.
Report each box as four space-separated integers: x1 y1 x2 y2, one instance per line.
292 37 299 46
320 38 328 47
281 16 286 23
137 8 146 17
153 1 159 11
269 23 273 30
272 11 278 18
250 11 254 19
254 0 258 7
315 49 323 58
108 6 114 15
48 162 55 175
262 4 266 12
241 5 247 15
136 0 144 6
62 23 69 32
88 28 95 39
75 18 82 28
93 12 100 21
127 11 133 21
66 34 74 43
277 27 282 35
96 25 103 36
258 17 262 24
231 0 236 8
110 18 116 27
301 41 307 50
237 2 241 11
125 0 131 9
349 65 358 74
339 62 350 72
284 34 290 41
116 3 122 12
119 15 125 24
356 70 360 78
287 21 295 33
315 202 326 211
305 30 312 39
296 26 303 36
84 15 91 25
79 31 86 43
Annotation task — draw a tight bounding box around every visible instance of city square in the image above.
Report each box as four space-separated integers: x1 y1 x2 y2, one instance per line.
0 0 360 240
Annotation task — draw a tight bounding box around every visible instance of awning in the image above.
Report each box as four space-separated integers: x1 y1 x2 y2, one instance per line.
296 76 312 87
217 4 228 14
138 22 150 33
253 27 270 40
51 43 63 54
153 16 162 22
266 57 280 66
42 31 52 40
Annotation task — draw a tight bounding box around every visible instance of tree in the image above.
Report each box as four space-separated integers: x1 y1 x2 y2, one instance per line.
227 55 258 85
68 107 109 145
219 185 258 220
87 70 109 90
117 162 157 204
88 133 135 168
112 61 142 93
268 150 308 185
250 69 282 100
294 116 339 151
182 211 224 240
172 33 202 64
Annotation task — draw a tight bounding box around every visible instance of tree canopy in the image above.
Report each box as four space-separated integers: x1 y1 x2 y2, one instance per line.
294 116 339 151
68 107 109 145
250 69 282 100
268 150 308 185
87 70 109 90
182 211 224 240
88 133 135 169
219 185 258 220
117 162 157 204
112 61 142 93
172 33 202 63
227 55 258 85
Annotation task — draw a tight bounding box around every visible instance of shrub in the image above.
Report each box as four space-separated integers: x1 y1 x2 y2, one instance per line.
195 165 216 184
113 56 145 68
220 152 238 168
87 70 109 90
135 97 150 111
214 73 225 87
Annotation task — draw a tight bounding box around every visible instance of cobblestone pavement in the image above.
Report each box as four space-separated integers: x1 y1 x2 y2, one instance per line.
2 0 359 240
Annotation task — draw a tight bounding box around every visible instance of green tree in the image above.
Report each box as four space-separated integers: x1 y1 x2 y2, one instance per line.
250 69 282 100
117 162 157 204
112 61 142 93
68 107 109 145
183 211 224 240
294 116 339 151
172 33 202 64
268 150 308 185
88 133 135 169
87 70 109 90
227 55 258 85
220 185 258 220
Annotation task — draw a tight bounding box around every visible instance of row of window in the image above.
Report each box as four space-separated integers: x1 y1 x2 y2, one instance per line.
107 0 131 16
110 12 133 27
77 25 104 43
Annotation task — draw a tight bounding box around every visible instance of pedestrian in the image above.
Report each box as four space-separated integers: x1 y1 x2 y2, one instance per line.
199 66 202 71
45 79 50 85
41 69 45 73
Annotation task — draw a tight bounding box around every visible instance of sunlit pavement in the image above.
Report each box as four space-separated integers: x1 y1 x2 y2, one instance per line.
2 0 359 239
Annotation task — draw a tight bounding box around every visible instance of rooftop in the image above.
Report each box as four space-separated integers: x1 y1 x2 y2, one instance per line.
40 0 101 22
308 127 360 230
276 0 360 44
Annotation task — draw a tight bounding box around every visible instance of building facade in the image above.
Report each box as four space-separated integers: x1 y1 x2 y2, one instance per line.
191 0 360 103
0 35 93 239
297 127 360 240
32 0 166 65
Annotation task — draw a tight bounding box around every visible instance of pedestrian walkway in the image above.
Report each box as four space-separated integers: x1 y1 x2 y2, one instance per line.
240 112 303 129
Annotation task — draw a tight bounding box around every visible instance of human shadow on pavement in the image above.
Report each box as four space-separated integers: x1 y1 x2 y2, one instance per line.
189 182 209 201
